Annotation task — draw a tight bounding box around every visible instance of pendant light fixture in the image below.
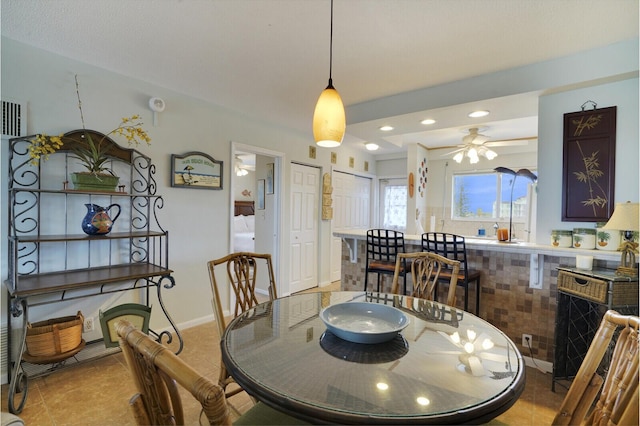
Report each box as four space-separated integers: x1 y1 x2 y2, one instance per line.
313 0 345 148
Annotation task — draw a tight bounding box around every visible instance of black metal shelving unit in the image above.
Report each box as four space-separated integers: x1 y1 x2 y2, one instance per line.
5 133 182 414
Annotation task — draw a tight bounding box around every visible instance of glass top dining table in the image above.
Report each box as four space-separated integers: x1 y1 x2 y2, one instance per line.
221 291 525 424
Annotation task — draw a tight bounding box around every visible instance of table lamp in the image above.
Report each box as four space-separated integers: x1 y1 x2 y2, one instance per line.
602 201 639 276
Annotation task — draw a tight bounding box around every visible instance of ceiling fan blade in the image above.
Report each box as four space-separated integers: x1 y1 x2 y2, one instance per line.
484 140 529 147
484 136 537 147
441 147 466 156
463 134 489 145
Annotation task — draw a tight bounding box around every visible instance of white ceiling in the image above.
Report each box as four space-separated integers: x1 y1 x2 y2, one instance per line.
2 0 638 156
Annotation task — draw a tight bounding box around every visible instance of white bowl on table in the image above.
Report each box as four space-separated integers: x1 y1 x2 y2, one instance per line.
320 302 409 344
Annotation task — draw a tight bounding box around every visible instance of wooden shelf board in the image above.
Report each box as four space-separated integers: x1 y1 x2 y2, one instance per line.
10 263 172 297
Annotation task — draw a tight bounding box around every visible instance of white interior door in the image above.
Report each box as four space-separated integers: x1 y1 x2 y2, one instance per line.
330 172 371 282
289 163 320 293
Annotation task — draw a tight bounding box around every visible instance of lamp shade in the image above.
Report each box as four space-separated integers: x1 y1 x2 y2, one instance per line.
602 202 639 231
313 83 345 148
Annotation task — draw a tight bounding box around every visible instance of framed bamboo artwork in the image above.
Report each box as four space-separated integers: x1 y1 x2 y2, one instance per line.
562 106 616 222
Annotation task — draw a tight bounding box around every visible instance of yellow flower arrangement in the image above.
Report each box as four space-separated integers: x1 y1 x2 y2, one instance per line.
28 75 151 175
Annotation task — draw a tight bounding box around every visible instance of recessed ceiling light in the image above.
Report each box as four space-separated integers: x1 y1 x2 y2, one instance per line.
420 119 436 125
468 110 490 118
379 125 394 131
365 142 379 151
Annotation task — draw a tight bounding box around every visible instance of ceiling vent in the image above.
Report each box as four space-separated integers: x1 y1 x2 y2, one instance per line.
2 99 27 137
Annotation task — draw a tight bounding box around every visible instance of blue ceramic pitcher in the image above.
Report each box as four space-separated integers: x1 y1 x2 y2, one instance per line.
81 203 121 235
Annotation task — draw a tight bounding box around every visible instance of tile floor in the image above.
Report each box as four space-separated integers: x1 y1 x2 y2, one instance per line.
2 283 567 425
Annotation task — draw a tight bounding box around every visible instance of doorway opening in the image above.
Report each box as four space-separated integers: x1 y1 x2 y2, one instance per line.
230 142 284 296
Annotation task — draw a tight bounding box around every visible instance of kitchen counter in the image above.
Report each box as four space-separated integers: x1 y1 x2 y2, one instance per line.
334 229 624 367
334 229 621 262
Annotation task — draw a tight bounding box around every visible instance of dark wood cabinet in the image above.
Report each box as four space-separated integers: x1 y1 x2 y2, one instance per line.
552 266 638 391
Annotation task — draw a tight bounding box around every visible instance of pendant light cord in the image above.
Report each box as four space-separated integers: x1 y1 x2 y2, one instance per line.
328 0 334 87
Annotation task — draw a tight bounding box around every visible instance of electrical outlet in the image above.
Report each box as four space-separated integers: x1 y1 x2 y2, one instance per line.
83 316 94 333
522 333 532 347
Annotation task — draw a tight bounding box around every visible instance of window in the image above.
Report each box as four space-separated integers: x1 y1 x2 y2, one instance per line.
380 179 406 230
452 170 536 221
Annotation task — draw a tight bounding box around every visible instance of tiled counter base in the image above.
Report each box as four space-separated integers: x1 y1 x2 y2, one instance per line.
337 232 621 365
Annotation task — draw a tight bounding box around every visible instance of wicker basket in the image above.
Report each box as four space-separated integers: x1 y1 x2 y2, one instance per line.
558 271 607 303
558 271 639 306
26 311 84 358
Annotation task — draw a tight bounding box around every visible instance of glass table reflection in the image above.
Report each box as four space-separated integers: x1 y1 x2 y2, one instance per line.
221 291 525 424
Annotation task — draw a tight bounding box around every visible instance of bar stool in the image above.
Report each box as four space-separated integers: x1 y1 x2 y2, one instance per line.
421 232 482 315
364 229 410 293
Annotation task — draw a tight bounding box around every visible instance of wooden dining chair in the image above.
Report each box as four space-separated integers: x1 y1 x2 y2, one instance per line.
553 310 639 426
422 232 482 314
116 320 305 426
390 252 460 306
207 252 278 398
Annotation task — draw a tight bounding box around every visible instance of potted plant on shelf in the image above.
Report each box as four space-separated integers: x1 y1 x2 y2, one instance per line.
27 75 151 192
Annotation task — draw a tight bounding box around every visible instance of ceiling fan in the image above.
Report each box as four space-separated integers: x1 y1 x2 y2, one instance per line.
447 128 532 164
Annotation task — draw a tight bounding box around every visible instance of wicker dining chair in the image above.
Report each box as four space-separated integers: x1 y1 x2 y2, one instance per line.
116 320 305 425
553 310 639 426
390 252 460 306
421 232 482 314
207 252 278 398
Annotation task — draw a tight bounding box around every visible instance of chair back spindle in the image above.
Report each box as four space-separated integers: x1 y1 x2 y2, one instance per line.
391 252 460 306
207 252 277 397
117 319 232 425
553 310 639 425
422 233 481 314
117 319 305 425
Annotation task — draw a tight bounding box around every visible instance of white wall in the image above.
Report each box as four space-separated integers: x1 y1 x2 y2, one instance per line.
537 77 639 243
376 157 406 177
0 38 377 336
424 150 538 238
233 170 255 202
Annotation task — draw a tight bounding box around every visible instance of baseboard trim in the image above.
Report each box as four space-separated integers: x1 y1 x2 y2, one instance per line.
523 355 553 373
176 314 216 330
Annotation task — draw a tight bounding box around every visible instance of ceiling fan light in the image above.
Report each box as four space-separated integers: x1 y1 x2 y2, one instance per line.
453 152 464 163
313 84 345 148
365 142 379 151
467 147 478 159
469 156 479 164
485 149 498 160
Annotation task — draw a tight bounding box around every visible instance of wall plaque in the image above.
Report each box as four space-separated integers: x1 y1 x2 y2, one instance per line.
562 106 616 222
